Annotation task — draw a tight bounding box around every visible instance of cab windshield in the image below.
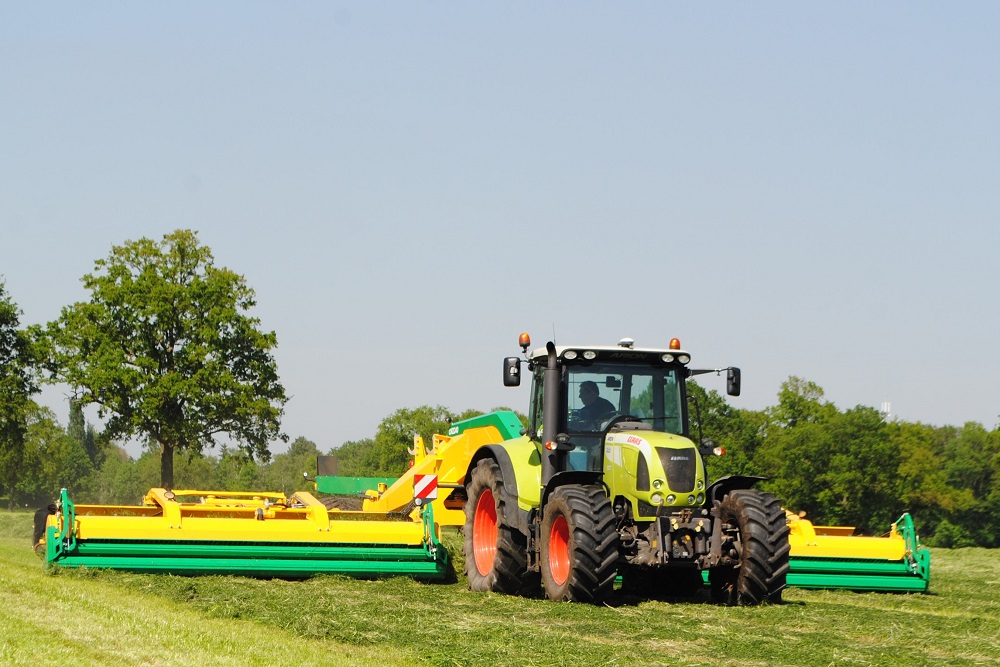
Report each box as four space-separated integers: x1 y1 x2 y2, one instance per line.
565 362 685 436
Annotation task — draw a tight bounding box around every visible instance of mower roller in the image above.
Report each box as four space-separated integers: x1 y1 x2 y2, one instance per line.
39 486 449 579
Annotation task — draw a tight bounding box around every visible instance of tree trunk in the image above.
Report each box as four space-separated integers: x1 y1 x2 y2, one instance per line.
160 442 175 489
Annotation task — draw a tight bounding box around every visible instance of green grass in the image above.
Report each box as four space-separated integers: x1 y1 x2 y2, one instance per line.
2 511 998 666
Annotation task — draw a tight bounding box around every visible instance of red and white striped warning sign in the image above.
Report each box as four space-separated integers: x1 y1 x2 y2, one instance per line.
413 474 438 501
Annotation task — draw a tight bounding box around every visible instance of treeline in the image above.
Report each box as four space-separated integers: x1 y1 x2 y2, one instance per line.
0 404 508 509
5 400 324 507
690 378 1000 548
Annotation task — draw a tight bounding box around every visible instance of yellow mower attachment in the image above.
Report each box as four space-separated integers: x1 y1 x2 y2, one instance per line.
39 487 449 579
786 510 930 592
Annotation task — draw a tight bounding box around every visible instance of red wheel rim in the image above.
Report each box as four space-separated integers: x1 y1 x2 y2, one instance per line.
473 488 498 576
548 514 570 586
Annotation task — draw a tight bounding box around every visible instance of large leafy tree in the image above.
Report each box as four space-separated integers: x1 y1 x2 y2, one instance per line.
0 280 39 508
44 230 288 488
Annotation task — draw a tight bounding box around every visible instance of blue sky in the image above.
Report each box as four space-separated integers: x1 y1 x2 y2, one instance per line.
2 3 998 454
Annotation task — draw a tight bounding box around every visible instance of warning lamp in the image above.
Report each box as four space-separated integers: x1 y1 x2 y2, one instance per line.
544 440 557 451
669 338 681 350
519 332 531 352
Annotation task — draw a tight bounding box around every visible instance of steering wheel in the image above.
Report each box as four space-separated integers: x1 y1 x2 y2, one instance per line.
601 413 642 431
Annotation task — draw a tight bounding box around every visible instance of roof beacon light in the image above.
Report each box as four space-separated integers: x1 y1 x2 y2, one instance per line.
519 332 531 352
669 338 681 350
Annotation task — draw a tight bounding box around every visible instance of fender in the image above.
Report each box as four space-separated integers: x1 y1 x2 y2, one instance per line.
540 470 605 508
706 474 767 506
467 443 539 535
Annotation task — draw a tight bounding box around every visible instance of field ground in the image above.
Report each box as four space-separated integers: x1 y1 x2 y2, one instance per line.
2 511 998 667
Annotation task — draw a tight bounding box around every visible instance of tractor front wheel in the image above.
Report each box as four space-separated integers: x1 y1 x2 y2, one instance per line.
540 485 619 603
463 459 537 595
709 489 789 605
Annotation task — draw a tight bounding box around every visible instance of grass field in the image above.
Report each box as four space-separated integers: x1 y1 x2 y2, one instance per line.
2 510 998 667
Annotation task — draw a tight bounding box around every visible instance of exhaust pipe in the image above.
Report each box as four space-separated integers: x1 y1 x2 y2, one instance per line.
541 341 561 485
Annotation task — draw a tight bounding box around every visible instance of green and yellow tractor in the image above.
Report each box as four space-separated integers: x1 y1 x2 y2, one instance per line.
462 333 790 604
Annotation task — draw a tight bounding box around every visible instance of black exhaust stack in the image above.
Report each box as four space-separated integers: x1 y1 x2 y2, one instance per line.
541 341 561 485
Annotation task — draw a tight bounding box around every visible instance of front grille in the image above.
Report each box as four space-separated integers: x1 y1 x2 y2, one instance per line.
656 448 695 493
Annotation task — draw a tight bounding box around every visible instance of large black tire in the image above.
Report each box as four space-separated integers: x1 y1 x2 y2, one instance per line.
761 491 791 602
709 489 790 606
463 459 538 595
540 485 619 603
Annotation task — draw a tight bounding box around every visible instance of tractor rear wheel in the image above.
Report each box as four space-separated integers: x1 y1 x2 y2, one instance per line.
540 485 619 603
709 489 789 605
463 458 538 595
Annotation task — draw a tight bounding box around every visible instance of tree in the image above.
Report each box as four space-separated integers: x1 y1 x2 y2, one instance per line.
264 436 320 495
686 381 767 481
69 398 104 467
43 230 288 488
811 405 901 532
0 280 39 508
330 405 517 477
21 405 94 507
214 446 264 491
263 436 321 494
330 438 378 476
81 447 152 504
754 378 836 516
369 405 463 476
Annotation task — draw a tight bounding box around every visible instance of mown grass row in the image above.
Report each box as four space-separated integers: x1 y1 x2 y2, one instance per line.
2 511 999 666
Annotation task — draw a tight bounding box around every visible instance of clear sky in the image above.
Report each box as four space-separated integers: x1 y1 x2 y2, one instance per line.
2 3 998 456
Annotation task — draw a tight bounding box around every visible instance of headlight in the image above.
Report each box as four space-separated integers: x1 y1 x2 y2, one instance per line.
696 493 705 505
651 493 663 505
652 479 663 490
687 495 695 505
677 354 691 364
583 350 597 360
661 353 675 363
564 350 577 360
666 494 676 505
696 480 704 491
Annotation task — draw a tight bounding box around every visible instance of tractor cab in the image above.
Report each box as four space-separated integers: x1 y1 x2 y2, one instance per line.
532 350 689 471
508 337 734 472
505 335 742 520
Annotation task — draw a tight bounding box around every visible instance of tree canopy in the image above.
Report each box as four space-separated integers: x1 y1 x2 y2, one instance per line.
41 230 287 488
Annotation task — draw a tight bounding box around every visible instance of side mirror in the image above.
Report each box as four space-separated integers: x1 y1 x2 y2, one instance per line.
503 357 521 387
727 367 741 397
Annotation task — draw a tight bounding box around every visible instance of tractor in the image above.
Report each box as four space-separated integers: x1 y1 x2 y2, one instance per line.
462 333 790 604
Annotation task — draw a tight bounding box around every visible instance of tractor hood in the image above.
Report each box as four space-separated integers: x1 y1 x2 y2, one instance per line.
603 428 708 518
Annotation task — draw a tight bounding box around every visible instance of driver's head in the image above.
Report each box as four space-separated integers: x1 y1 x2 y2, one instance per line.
579 381 600 406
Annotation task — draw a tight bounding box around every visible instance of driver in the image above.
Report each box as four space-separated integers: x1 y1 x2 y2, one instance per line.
575 381 616 424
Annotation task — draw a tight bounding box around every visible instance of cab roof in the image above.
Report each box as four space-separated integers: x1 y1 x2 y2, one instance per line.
527 341 691 365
